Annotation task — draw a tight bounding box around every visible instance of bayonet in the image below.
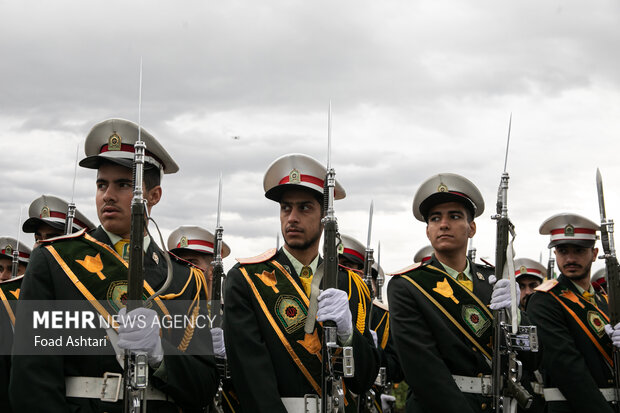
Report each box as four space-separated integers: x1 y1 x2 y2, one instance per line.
65 143 80 234
363 201 375 329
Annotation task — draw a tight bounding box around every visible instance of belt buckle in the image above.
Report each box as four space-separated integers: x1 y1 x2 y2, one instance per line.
304 394 320 413
481 375 492 397
101 372 123 402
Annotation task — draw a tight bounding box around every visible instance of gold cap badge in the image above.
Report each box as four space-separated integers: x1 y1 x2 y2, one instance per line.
5 245 13 255
520 265 527 274
438 183 448 192
180 236 188 248
564 224 575 237
108 133 122 151
40 206 51 218
289 168 301 184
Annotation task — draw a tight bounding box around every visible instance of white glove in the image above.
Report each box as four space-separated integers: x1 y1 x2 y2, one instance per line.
117 307 163 367
489 278 520 310
605 322 620 348
211 327 226 359
381 394 396 412
316 288 353 341
370 329 378 348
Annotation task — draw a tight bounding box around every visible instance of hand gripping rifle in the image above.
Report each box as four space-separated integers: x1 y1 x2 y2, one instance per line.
320 103 354 413
490 115 537 412
596 168 620 408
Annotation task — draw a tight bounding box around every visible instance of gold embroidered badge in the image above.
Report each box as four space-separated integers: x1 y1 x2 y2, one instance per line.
108 133 122 150
256 270 279 293
433 278 459 304
10 289 19 299
76 253 106 280
40 206 51 218
297 329 322 356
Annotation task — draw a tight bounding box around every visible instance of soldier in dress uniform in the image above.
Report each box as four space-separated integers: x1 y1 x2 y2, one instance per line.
9 118 219 412
387 173 516 413
223 153 379 412
0 237 31 412
413 245 433 264
167 225 231 296
0 237 31 281
527 213 615 412
513 258 546 310
338 234 402 412
167 225 236 411
591 268 607 294
22 194 96 247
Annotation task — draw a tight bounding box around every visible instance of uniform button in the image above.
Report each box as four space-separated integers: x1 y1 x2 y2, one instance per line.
477 373 483 378
481 403 487 410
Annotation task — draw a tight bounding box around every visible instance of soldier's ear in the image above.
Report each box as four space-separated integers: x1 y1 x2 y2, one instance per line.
468 220 476 238
591 247 599 263
145 185 162 209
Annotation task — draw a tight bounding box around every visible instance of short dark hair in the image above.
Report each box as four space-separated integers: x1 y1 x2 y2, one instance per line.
424 200 474 223
143 166 161 191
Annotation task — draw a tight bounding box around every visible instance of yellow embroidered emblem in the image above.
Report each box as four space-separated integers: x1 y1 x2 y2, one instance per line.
433 278 459 304
559 289 585 309
10 289 19 299
256 270 279 293
40 206 50 218
297 329 322 356
76 253 106 280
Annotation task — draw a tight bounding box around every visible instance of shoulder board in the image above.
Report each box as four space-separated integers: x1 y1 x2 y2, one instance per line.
534 279 559 293
0 274 25 285
372 299 389 312
39 228 87 244
388 262 422 276
236 248 277 265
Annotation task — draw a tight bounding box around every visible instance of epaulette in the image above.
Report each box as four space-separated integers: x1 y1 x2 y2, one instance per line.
535 278 558 293
39 228 87 244
387 262 423 277
372 298 389 312
236 248 277 265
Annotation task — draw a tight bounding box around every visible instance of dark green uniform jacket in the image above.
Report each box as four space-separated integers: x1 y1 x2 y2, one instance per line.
527 274 615 413
223 248 380 413
9 227 219 412
387 256 494 413
0 275 22 413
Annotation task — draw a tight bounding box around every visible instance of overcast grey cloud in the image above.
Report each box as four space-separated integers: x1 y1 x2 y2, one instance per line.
1 0 619 285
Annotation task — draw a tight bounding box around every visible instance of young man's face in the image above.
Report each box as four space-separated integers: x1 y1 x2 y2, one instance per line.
426 201 475 255
0 257 26 281
554 244 597 282
517 275 542 308
34 222 64 247
96 163 161 239
279 189 323 252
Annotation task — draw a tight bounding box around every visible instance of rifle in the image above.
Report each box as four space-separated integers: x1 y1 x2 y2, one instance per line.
320 102 354 413
596 168 620 408
359 202 378 412
11 207 24 279
375 241 384 302
64 143 80 235
210 174 227 413
467 238 476 263
547 250 555 280
490 115 537 412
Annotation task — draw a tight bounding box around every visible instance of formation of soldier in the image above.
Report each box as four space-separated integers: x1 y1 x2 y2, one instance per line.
0 117 618 413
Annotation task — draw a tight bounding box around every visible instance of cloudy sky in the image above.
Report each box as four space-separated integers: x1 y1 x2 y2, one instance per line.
1 1 619 293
